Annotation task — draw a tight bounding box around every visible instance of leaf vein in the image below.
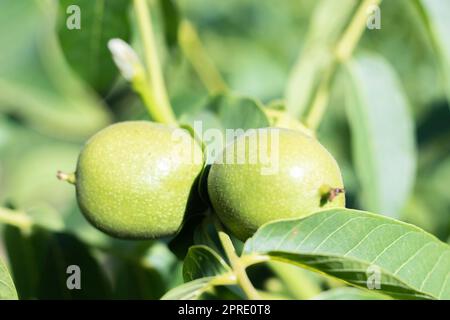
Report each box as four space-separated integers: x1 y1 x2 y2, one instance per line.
392 242 436 276
294 212 339 251
275 220 304 250
419 250 449 291
438 270 449 299
312 216 365 253
369 231 415 264
343 222 392 257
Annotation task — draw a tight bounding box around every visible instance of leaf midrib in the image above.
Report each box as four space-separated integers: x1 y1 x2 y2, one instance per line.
244 209 449 300
263 251 437 300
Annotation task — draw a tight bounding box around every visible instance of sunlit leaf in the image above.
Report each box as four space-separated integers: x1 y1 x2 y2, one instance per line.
312 287 389 300
345 53 417 217
244 208 450 300
0 257 17 300
160 277 217 300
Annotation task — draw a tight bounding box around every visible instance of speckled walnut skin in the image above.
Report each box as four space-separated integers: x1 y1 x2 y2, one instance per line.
76 121 204 239
208 128 345 241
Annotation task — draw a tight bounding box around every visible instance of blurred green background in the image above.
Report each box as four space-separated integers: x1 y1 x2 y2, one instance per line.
0 0 449 299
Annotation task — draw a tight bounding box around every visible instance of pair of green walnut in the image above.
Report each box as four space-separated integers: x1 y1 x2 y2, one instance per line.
67 120 344 242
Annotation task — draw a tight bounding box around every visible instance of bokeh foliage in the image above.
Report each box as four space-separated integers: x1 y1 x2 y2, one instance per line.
0 0 449 300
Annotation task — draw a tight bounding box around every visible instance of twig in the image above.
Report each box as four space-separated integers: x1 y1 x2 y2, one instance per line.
0 207 33 233
133 0 177 124
213 217 261 300
179 20 228 95
304 0 382 131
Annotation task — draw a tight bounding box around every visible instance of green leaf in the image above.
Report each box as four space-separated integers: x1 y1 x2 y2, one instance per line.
181 93 270 164
162 245 235 300
38 232 112 299
285 0 357 117
312 287 389 300
161 277 218 300
415 0 450 105
161 275 237 300
0 257 17 300
0 0 111 140
360 0 442 117
181 93 271 134
244 208 450 300
4 227 112 299
113 261 166 300
183 245 231 282
203 94 270 132
268 261 322 300
159 0 180 50
58 0 131 93
169 214 227 261
345 53 417 217
168 214 205 259
193 218 225 258
2 143 79 214
138 241 181 286
3 226 58 299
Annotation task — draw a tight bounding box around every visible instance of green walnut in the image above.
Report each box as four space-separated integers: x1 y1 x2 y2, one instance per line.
65 121 203 239
207 128 345 240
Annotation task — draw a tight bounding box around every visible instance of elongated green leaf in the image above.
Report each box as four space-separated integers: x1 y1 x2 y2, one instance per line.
244 208 450 300
161 277 217 300
161 277 242 300
3 226 41 299
4 227 112 299
193 219 225 258
113 261 166 300
361 0 441 116
180 93 270 164
58 0 131 93
162 246 234 300
203 94 270 132
159 0 180 50
312 287 389 300
183 245 231 282
0 0 111 140
169 214 226 260
345 53 416 217
0 257 17 300
285 0 357 117
415 0 450 105
38 232 112 299
180 94 271 142
168 214 205 259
